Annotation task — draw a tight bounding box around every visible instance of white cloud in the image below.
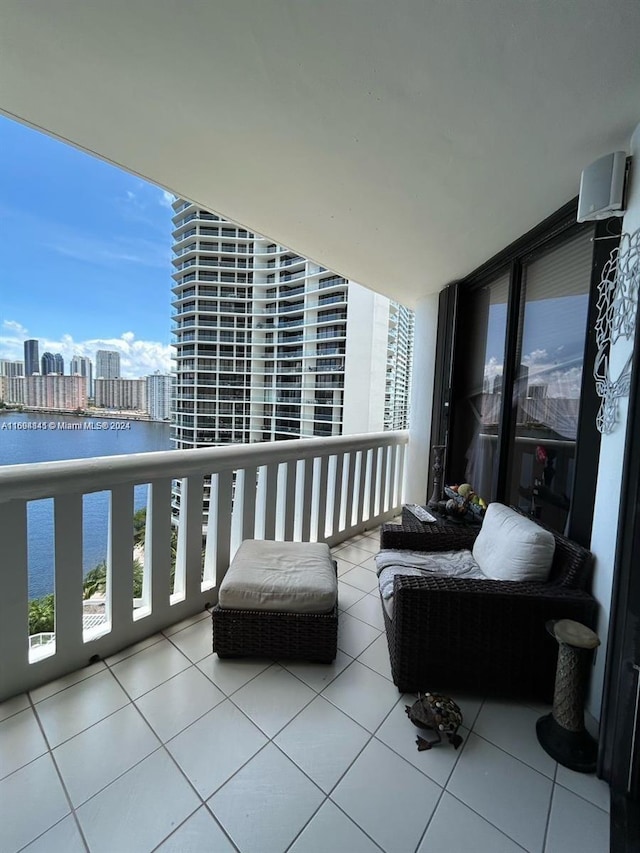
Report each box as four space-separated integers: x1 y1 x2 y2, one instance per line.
3 319 28 336
522 349 549 366
0 326 172 377
159 190 175 209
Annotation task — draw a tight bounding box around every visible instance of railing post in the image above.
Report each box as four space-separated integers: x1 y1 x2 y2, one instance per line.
183 475 205 600
379 445 389 515
54 494 84 655
329 453 343 538
212 469 233 590
0 500 29 697
316 456 329 542
283 460 297 541
301 457 314 542
263 463 279 540
147 478 172 618
356 449 368 527
368 446 379 521
107 485 134 635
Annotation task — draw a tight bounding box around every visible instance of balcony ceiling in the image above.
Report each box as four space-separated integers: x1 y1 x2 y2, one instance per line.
1 1 639 306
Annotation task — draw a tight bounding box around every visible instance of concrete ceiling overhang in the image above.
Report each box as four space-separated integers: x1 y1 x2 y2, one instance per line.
1 1 639 307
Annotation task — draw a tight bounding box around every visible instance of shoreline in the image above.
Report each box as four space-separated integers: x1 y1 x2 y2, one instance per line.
0 407 170 424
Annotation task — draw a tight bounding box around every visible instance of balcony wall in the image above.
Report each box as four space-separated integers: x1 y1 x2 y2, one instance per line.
0 431 408 701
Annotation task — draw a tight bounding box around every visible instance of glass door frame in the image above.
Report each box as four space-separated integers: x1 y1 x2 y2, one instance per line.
432 199 620 547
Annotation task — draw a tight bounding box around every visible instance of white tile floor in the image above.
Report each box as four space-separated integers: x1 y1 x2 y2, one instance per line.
0 527 611 853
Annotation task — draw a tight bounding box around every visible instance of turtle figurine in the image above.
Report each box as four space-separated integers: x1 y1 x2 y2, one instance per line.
405 692 464 751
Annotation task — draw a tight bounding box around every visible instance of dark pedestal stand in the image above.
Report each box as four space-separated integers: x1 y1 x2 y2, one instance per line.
428 445 446 509
536 619 600 773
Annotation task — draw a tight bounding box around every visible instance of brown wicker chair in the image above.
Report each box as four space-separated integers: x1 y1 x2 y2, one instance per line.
379 512 597 701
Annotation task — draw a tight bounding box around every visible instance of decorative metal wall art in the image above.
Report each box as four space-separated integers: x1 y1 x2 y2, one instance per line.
594 228 640 434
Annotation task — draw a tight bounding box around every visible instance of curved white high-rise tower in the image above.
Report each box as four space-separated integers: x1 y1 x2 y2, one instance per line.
170 200 413 454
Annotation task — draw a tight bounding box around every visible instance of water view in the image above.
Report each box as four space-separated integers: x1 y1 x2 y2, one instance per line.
0 412 172 598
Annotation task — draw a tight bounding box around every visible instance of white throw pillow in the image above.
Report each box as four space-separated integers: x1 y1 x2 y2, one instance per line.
472 503 555 582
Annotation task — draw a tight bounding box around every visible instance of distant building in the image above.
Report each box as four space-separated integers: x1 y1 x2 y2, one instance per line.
24 340 39 376
171 200 414 449
0 375 24 403
384 302 414 430
0 360 24 378
95 378 146 411
95 350 121 379
41 352 64 375
146 372 173 420
24 375 86 409
528 383 548 399
70 355 93 398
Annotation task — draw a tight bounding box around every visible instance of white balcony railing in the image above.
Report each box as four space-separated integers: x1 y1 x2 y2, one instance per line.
0 430 407 701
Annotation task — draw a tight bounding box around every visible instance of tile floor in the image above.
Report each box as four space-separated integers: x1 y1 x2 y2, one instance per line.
0 527 610 853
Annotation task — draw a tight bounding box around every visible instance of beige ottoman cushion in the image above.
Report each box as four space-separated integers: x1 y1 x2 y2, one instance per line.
218 540 337 613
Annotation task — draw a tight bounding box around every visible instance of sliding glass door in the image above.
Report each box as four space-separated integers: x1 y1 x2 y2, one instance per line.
507 230 594 530
447 219 597 535
448 273 509 503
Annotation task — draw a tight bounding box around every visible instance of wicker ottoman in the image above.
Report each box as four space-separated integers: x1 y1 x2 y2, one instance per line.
211 540 338 662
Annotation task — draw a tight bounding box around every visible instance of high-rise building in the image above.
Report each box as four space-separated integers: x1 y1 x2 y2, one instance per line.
0 376 24 404
41 352 63 375
95 350 121 379
146 372 174 421
95 378 146 411
70 355 93 398
0 359 24 378
171 201 414 452
24 340 39 376
384 302 415 430
24 375 87 410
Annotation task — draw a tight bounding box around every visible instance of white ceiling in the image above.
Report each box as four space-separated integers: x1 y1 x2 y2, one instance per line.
1 1 639 306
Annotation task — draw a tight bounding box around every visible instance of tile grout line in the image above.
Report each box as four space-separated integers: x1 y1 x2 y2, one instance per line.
28 662 110 707
281 689 408 853
552 778 610 814
27 692 92 853
323 691 430 851
466 728 557 782
541 762 560 853
440 790 531 853
197 653 397 849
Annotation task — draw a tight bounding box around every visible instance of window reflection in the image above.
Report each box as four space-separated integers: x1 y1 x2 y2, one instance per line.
508 231 593 530
449 273 509 502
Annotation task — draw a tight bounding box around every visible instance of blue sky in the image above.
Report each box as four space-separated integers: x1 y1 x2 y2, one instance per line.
0 115 175 377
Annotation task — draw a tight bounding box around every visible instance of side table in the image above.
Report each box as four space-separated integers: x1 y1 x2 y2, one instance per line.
536 619 600 772
380 507 479 551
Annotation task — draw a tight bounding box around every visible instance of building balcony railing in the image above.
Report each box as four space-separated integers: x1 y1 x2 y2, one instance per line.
0 431 408 701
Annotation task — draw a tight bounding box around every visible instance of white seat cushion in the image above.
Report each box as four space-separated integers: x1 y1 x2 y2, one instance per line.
472 503 555 582
218 539 337 613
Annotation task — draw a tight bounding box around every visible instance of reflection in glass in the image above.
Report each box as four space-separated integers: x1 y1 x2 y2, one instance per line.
508 230 593 531
449 273 509 502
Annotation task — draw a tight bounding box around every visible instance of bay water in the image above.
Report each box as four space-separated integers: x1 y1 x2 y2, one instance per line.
0 412 172 598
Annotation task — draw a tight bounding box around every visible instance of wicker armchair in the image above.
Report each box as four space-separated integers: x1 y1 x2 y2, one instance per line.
379 512 597 701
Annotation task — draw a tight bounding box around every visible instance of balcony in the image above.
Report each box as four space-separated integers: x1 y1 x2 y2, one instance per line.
0 515 609 851
0 431 408 702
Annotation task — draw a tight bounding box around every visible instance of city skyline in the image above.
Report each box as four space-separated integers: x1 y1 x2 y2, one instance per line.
0 115 174 377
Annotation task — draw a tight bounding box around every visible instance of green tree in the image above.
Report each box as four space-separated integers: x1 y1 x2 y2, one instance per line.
28 594 55 634
82 559 144 599
83 560 107 598
133 508 147 546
